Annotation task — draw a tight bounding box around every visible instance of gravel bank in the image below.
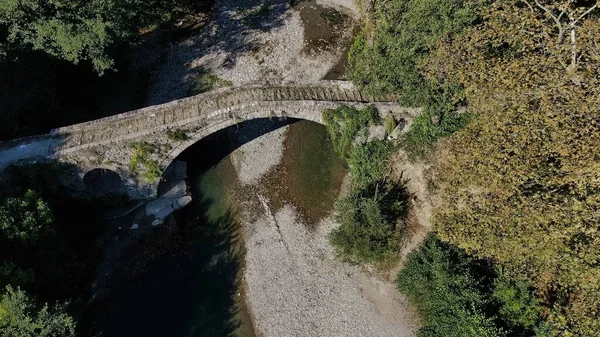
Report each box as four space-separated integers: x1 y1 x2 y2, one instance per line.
243 203 417 337
147 0 358 105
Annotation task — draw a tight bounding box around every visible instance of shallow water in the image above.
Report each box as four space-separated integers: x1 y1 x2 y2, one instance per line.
94 119 345 337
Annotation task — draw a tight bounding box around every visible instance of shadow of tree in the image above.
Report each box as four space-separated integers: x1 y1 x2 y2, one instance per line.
149 0 292 105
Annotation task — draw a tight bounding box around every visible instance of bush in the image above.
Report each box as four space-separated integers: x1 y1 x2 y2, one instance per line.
401 105 472 159
347 140 392 188
0 190 53 245
330 181 409 263
0 286 76 337
129 142 162 183
397 234 552 337
493 275 544 331
322 105 380 158
347 0 479 103
166 129 187 141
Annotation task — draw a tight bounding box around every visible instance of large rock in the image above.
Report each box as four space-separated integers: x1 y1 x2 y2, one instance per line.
145 195 192 225
367 125 386 142
388 119 407 140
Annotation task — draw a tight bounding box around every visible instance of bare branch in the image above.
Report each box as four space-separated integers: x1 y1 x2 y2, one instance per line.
531 0 566 43
573 1 599 25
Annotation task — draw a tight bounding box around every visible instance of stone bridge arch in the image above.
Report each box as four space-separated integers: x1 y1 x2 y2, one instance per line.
0 81 420 199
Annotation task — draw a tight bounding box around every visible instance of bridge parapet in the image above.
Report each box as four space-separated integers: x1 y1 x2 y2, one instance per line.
52 81 396 153
1 81 416 199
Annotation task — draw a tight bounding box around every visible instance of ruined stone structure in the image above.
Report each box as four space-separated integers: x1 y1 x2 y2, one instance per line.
0 81 419 198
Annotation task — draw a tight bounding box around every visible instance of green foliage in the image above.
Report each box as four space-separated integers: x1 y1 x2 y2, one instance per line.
322 105 380 158
401 106 472 159
347 0 478 156
129 142 162 183
166 129 188 141
398 234 553 337
0 286 75 337
397 234 503 337
493 275 543 330
428 1 600 334
384 114 397 135
188 70 233 96
347 140 392 189
347 0 479 104
330 181 408 263
0 263 34 291
0 0 206 73
0 190 53 245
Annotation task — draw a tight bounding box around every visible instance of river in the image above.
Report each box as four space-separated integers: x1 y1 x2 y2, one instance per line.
93 119 346 337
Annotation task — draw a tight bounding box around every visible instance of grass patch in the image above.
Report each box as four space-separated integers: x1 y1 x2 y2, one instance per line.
166 128 187 141
187 69 232 96
129 142 162 183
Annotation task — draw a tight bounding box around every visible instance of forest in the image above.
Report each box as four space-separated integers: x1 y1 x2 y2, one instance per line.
342 0 600 336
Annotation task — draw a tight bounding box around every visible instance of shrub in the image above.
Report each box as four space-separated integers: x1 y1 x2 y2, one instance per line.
347 140 392 188
188 69 232 96
129 142 162 183
322 105 380 158
166 129 187 141
493 275 544 331
330 181 409 263
0 286 76 337
0 190 53 245
398 234 553 337
347 0 479 103
401 105 472 159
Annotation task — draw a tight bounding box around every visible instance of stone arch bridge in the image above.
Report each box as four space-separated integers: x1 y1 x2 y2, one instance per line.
0 81 419 198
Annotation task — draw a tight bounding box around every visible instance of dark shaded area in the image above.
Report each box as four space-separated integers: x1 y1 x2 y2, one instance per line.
0 162 109 307
0 0 219 141
84 168 125 196
88 119 301 337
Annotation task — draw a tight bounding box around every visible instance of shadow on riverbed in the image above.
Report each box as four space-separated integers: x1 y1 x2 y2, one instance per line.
149 0 291 104
89 183 249 337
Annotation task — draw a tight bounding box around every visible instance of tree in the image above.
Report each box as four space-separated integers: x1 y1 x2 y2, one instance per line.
347 0 479 104
397 234 507 337
0 0 113 72
0 286 75 337
427 1 600 335
0 0 199 73
0 190 53 245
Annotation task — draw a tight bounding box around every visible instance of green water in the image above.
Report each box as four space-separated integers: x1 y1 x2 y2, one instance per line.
94 119 345 337
263 120 347 225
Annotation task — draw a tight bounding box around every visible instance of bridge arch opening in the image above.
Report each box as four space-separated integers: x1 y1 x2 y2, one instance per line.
83 168 125 196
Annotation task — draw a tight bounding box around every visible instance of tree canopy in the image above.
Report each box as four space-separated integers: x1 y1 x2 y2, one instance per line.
0 190 52 245
0 286 75 337
0 0 199 73
429 1 600 335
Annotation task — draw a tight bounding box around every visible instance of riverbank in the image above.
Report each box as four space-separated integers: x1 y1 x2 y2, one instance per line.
224 120 418 337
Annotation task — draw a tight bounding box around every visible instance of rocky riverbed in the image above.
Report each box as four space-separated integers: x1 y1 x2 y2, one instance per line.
227 121 417 337
134 0 421 335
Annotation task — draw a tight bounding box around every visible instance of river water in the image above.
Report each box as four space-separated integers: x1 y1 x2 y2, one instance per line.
94 119 345 337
